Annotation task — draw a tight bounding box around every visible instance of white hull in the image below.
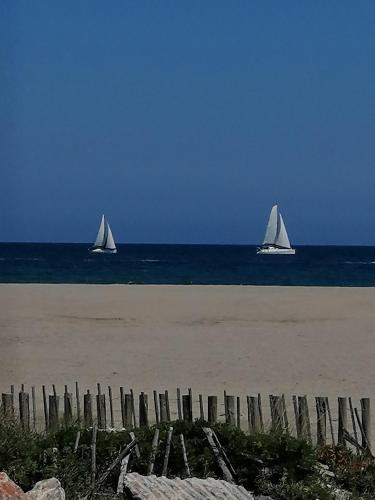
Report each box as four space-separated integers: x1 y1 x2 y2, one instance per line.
257 246 295 255
89 247 117 254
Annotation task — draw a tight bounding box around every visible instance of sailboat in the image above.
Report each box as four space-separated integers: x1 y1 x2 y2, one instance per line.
89 215 117 254
257 205 295 255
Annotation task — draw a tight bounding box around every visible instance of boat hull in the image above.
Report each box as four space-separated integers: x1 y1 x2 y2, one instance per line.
257 246 295 255
89 248 117 254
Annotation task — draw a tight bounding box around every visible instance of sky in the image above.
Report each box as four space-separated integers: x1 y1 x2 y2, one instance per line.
1 1 375 245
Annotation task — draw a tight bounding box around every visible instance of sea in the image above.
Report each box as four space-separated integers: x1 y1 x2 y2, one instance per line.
1 243 375 286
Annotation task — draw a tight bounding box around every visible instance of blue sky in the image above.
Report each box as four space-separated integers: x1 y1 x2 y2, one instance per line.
1 1 374 245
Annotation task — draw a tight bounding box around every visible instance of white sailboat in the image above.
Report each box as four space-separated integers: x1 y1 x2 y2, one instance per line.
89 215 117 254
257 205 295 255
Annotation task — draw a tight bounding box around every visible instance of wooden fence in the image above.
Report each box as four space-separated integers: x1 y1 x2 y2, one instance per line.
0 383 371 454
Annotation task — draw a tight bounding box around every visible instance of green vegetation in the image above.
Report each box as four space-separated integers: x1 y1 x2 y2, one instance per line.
1 417 375 499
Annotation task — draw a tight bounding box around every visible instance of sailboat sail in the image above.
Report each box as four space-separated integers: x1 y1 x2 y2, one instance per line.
94 215 106 248
275 214 291 248
92 215 117 252
263 205 291 249
263 205 278 245
104 223 116 250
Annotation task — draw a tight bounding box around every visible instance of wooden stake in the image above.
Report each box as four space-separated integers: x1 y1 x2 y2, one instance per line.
130 388 137 428
162 426 174 476
75 381 81 424
96 393 106 429
177 388 182 420
315 397 327 446
108 386 114 428
74 430 81 453
42 385 48 431
84 390 93 427
153 390 159 424
91 424 97 487
19 391 30 430
31 387 36 430
360 398 371 452
225 395 235 425
139 392 149 427
159 393 168 422
199 394 204 420
180 433 191 477
203 427 233 483
148 429 159 475
236 396 241 429
349 397 358 445
208 396 217 424
338 397 347 446
120 386 125 428
325 397 335 446
182 394 192 422
124 394 133 428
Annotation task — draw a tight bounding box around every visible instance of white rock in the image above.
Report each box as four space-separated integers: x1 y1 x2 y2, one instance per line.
26 478 65 500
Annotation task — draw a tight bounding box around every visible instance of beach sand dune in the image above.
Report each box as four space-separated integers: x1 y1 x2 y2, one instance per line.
1 284 374 403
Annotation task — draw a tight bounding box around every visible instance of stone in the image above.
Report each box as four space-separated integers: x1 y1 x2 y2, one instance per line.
26 478 65 500
0 472 27 500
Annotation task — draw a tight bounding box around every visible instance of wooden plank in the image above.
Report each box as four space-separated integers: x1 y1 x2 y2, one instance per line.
64 390 73 427
269 395 283 432
338 397 347 446
177 388 182 420
199 394 204 420
293 395 300 438
124 394 133 428
130 388 137 428
225 395 235 425
315 397 327 446
250 396 261 433
48 394 60 431
360 398 371 452
91 424 98 488
203 427 233 483
147 429 160 475
75 381 81 424
298 396 311 443
165 390 171 421
325 397 335 446
236 396 241 428
182 394 192 422
84 391 93 427
281 394 289 432
258 393 264 431
108 386 114 429
74 430 81 453
139 392 149 427
159 393 168 422
162 426 174 476
42 385 48 431
31 387 36 430
349 397 358 445
180 433 191 477
129 431 141 458
19 391 30 429
120 387 125 428
1 393 14 419
153 390 159 424
208 396 217 424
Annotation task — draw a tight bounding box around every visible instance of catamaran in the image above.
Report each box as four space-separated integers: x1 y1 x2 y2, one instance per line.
89 215 117 254
257 205 295 255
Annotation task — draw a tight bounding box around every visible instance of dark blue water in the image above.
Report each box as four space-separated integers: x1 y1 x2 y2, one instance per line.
1 243 375 286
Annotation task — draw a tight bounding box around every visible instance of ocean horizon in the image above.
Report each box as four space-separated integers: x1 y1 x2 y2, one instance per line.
1 242 375 286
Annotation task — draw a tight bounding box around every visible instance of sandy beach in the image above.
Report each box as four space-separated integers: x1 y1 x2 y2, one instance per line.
1 284 375 402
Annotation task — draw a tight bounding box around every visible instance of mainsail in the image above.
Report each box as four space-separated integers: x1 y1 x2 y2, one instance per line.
263 205 291 249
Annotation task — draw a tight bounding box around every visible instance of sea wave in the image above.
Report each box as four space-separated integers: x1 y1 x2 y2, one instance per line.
344 261 375 265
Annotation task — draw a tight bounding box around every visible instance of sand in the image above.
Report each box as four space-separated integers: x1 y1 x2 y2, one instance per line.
1 284 374 402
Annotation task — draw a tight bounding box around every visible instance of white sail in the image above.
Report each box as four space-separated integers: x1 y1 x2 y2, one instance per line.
91 215 117 253
275 213 291 249
104 222 116 250
263 205 278 245
94 215 106 247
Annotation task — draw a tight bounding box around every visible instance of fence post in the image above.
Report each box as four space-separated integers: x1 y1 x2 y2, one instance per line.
48 394 60 431
64 386 73 427
139 392 148 427
84 391 93 427
19 391 30 430
315 397 327 446
1 393 14 419
159 393 168 423
124 394 133 428
338 397 347 446
208 396 217 424
182 395 192 422
225 395 236 425
360 398 371 452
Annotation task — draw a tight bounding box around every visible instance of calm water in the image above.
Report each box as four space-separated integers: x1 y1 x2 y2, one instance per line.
1 243 375 286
